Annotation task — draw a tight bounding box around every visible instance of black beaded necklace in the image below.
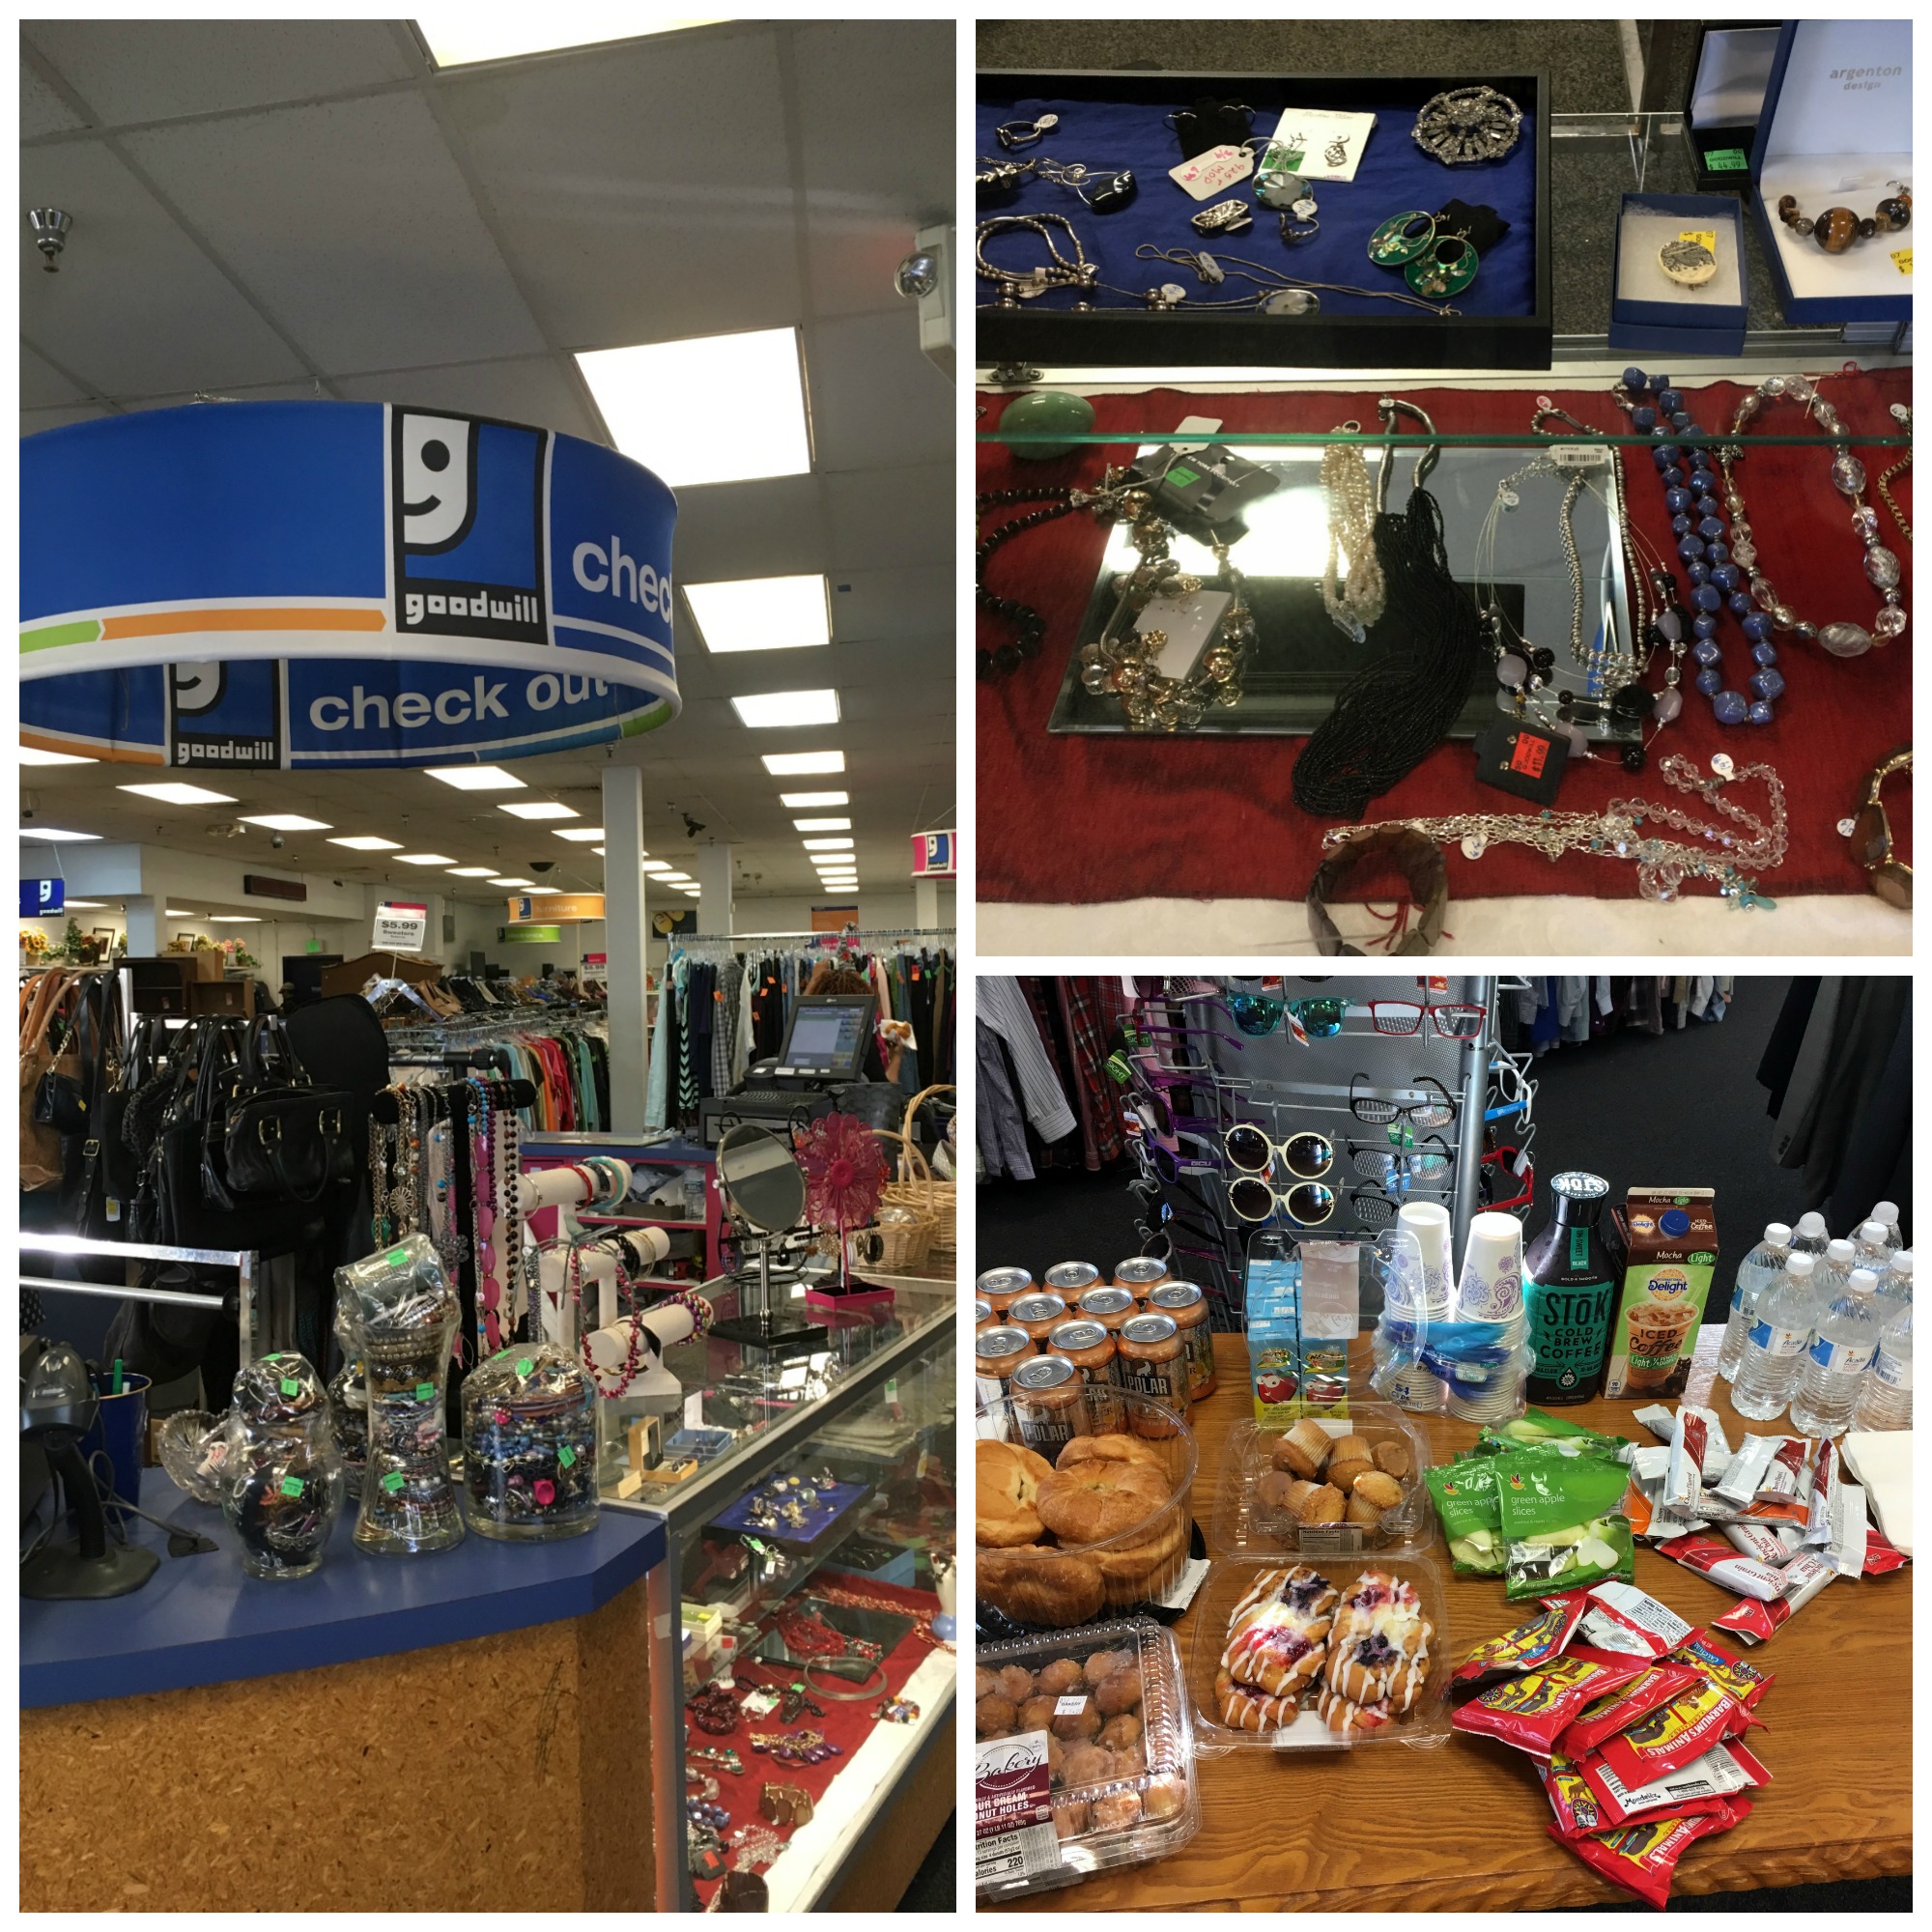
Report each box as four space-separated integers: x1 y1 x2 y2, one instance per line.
975 487 1081 679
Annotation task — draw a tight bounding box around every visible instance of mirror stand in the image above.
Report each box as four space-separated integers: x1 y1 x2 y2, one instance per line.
708 1225 829 1356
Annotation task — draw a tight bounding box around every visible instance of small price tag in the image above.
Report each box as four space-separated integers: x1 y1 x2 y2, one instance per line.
279 1476 304 1498
279 1377 300 1398
385 1247 408 1266
558 1444 577 1468
685 1390 704 1429
415 1381 435 1401
1891 247 1913 276
1053 1694 1088 1717
1168 142 1253 201
1704 147 1748 171
383 1470 406 1493
1679 229 1717 251
516 1357 534 1377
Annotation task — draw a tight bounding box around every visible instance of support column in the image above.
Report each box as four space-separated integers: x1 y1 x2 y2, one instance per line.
124 896 159 957
602 766 649 1133
695 843 734 936
912 876 939 929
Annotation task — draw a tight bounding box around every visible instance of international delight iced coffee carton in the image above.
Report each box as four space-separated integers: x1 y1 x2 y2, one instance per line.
1603 1187 1718 1399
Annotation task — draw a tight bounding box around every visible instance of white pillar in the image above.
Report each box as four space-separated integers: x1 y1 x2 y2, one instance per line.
124 895 159 957
602 766 649 1133
695 842 734 936
912 876 939 928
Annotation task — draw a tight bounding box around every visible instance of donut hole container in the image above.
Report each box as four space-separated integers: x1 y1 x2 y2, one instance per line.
1209 1405 1435 1560
976 1614 1201 1898
1187 1553 1454 1753
976 1390 1198 1629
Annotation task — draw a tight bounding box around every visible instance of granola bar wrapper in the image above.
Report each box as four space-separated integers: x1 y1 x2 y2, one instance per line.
1576 1739 1771 1829
1563 1580 1696 1660
1557 1662 1704 1759
1655 1530 1787 1601
1451 1648 1651 1757
1712 1548 1835 1644
1802 1435 1840 1548
1591 1674 1764 1789
1722 1519 1802 1567
1449 1590 1589 1696
1863 1525 1911 1577
1710 1432 1781 1508
1666 1629 1776 1710
1552 1798 1752 1911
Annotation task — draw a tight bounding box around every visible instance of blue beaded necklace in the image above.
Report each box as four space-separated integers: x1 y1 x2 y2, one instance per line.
1613 368 1778 728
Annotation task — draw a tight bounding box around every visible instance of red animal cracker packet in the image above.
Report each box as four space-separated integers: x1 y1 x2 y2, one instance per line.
1450 1590 1589 1695
1566 1580 1695 1659
1577 1737 1772 1827
1590 1675 1763 1788
1538 1751 1610 1838
1553 1798 1752 1909
1558 1661 1703 1758
1452 1649 1650 1755
1667 1629 1774 1709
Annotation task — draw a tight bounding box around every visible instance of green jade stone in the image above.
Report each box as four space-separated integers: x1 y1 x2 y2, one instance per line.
999 389 1095 462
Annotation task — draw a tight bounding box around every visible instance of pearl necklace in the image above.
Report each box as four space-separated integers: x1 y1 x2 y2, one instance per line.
1320 424 1385 642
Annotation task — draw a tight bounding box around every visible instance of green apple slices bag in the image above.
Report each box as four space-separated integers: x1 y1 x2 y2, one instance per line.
1494 1451 1634 1601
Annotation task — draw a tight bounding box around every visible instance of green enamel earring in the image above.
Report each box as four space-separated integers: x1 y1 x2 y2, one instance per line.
1368 211 1437 266
1406 233 1479 299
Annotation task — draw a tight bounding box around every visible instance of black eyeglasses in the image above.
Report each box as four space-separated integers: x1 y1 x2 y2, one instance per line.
1349 1073 1458 1129
1347 1134 1455 1182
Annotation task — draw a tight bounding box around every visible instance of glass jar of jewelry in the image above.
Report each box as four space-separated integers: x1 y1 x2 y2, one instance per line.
335 1234 466 1557
327 1298 368 1499
462 1344 599 1541
222 1351 346 1581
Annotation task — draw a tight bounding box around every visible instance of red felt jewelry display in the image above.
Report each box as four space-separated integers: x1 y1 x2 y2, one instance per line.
977 369 1911 907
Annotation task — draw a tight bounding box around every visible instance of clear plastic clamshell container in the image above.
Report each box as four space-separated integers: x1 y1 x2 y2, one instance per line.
1209 1404 1435 1560
1187 1553 1454 1754
976 1614 1201 1898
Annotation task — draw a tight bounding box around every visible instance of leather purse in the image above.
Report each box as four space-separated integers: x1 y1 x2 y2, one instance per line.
211 1016 355 1207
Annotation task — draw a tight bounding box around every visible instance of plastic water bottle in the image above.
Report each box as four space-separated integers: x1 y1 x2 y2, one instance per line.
1813 1237 1859 1308
1854 1219 1893 1273
1717 1222 1793 1384
1855 1302 1913 1431
1790 1265 1882 1438
1867 1200 1906 1256
1789 1210 1831 1257
1731 1251 1820 1421
1876 1250 1914 1315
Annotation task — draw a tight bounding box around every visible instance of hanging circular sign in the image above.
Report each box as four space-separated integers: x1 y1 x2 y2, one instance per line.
20 401 680 769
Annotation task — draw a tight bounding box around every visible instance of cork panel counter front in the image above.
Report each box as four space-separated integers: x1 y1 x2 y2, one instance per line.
20 1505 666 1912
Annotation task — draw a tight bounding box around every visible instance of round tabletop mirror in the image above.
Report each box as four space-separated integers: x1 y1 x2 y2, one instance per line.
715 1123 808 1236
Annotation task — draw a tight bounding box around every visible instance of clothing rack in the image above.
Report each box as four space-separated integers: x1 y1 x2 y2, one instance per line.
666 925 954 955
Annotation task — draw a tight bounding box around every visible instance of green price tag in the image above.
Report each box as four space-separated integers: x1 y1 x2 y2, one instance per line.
1165 463 1201 490
386 1247 408 1266
415 1381 435 1402
383 1470 405 1493
517 1357 534 1377
1704 147 1748 171
279 1377 300 1397
279 1476 304 1498
558 1444 577 1468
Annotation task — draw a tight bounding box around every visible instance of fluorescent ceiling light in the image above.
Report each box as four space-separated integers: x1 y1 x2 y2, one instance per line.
211 915 261 923
685 575 830 653
639 861 673 874
498 801 580 821
20 747 98 765
803 837 855 851
328 835 403 851
415 17 724 67
489 876 535 888
814 858 857 871
446 867 497 877
731 689 839 730
659 873 694 884
577 327 810 487
20 827 99 841
118 781 237 806
793 817 851 832
240 813 331 833
762 750 844 776
592 846 607 856
780 790 848 809
552 826 606 842
396 852 456 866
164 908 197 917
425 765 526 791
64 899 106 909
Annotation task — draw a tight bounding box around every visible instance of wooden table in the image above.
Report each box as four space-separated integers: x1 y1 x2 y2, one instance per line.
996 1333 1912 1912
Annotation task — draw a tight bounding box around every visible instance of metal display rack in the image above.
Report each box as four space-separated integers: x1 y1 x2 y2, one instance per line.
20 1232 262 1362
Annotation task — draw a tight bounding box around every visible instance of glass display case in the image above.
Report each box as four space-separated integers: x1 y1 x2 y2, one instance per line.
618 1270 956 1911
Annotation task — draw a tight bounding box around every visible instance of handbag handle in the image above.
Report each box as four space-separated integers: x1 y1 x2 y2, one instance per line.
20 968 71 1056
251 1112 337 1206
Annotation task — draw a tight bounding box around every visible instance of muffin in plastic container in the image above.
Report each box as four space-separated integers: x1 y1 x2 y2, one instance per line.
975 1614 1200 1898
1210 1404 1435 1559
976 1388 1197 1630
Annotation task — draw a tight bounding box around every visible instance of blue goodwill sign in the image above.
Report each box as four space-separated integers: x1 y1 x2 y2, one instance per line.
19 402 680 769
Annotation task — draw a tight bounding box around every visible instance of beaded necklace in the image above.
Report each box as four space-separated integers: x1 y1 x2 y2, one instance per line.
1320 423 1385 643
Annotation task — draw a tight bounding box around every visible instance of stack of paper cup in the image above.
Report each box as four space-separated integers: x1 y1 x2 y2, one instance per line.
1447 1210 1531 1422
1377 1203 1455 1411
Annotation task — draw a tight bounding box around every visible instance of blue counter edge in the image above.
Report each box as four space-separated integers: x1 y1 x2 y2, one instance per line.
21 1511 667 1711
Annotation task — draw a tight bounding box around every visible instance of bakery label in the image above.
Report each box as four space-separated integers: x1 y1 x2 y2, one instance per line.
976 1731 1062 1888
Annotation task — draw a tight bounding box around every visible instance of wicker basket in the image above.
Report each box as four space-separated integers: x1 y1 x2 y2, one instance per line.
869 1127 939 1272
901 1084 957 1267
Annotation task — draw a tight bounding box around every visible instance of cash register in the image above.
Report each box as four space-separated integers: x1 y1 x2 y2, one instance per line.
698 993 883 1146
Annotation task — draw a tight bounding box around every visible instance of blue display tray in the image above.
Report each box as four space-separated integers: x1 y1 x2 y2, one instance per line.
709 1479 871 1551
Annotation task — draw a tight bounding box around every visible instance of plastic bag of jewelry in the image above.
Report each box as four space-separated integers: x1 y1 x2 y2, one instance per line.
333 1232 460 1341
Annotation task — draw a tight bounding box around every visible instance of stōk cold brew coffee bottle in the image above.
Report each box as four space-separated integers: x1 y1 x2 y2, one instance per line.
1522 1171 1619 1405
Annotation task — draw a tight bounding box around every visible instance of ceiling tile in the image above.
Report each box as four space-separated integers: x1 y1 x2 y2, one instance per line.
122 93 548 370
439 29 801 348
824 463 952 570
25 20 420 127
806 310 952 472
667 474 827 586
20 139 311 396
22 402 111 437
827 566 953 644
21 343 87 407
21 56 87 137
333 356 602 440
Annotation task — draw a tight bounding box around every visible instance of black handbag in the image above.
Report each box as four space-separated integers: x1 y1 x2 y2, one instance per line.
208 1016 355 1208
32 1068 88 1134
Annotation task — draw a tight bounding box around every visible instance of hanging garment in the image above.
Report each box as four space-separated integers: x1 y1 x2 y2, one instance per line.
977 1020 1035 1180
979 977 1077 1144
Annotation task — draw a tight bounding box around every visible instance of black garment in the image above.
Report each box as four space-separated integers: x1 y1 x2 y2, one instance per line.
1780 978 1912 1214
1826 999 1912 1240
1756 977 1823 1119
907 952 938 1090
